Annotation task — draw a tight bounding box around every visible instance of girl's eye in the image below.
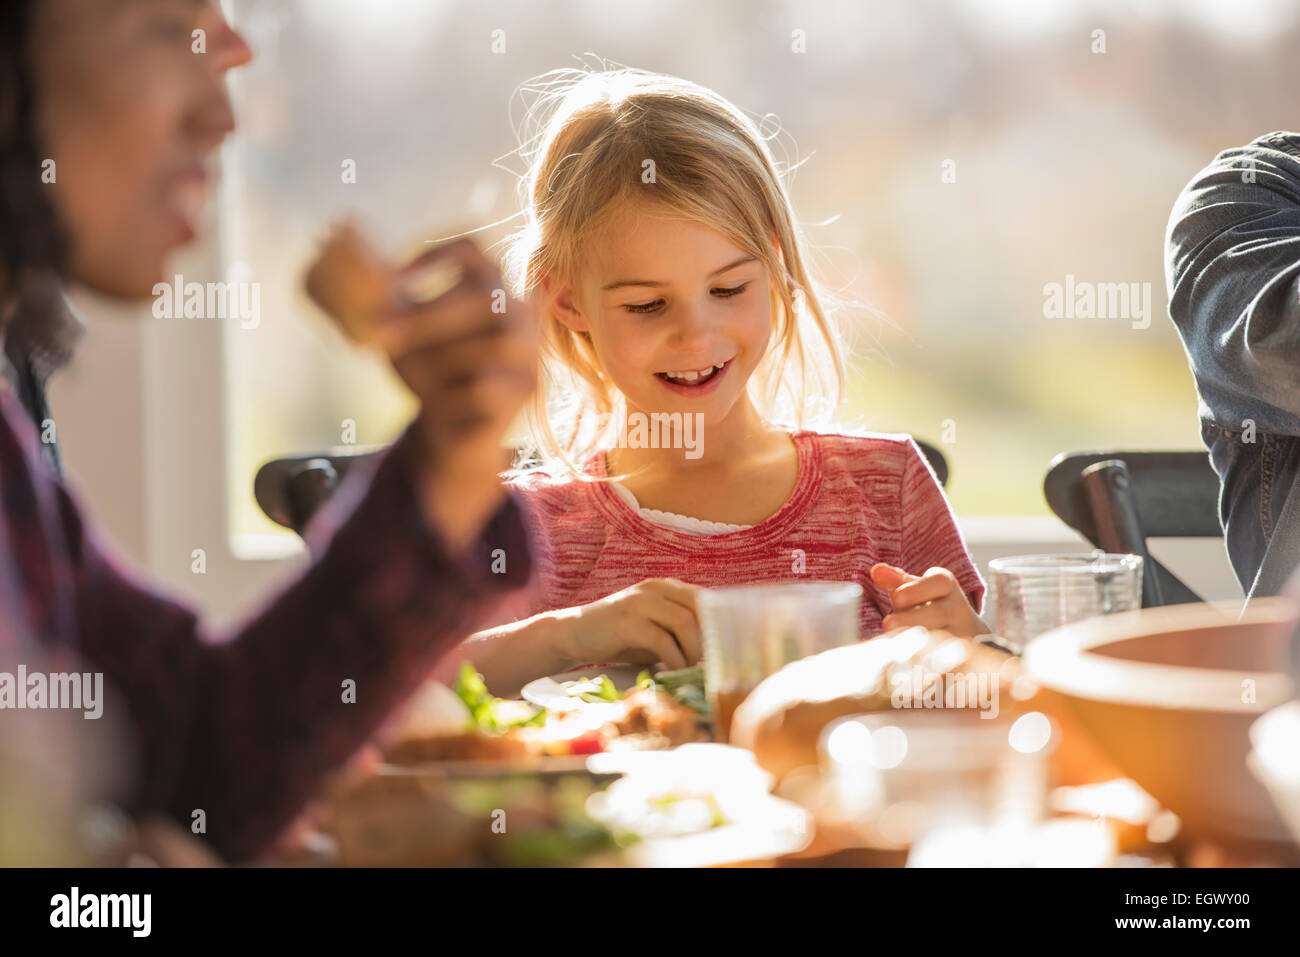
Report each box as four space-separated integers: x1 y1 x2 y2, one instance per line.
711 283 750 298
624 299 666 315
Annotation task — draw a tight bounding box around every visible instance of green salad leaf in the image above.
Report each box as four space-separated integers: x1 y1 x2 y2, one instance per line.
647 792 729 829
563 674 622 703
454 661 546 732
447 777 630 866
495 816 623 867
644 665 710 716
650 665 704 694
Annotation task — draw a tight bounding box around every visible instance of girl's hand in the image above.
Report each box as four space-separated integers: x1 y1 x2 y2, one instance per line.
871 563 988 638
445 579 702 696
548 578 703 671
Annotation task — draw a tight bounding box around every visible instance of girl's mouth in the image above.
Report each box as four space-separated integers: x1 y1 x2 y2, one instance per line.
655 359 732 397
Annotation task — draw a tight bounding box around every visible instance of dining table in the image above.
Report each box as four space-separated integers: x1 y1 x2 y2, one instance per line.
275 642 1300 869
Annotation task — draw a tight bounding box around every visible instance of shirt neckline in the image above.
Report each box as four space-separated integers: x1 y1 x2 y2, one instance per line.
587 431 824 556
609 481 753 533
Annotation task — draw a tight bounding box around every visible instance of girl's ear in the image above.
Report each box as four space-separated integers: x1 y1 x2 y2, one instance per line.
541 274 590 333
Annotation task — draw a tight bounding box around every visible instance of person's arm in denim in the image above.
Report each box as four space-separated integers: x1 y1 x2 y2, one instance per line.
1166 131 1300 435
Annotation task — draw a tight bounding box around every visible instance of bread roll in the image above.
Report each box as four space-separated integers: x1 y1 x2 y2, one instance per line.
729 628 1019 784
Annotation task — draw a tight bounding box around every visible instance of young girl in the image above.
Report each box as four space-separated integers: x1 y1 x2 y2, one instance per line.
446 69 987 694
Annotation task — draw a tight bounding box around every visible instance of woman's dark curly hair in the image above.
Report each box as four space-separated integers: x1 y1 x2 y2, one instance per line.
0 0 68 317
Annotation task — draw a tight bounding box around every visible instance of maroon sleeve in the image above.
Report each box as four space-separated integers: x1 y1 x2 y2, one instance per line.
897 438 985 614
67 424 532 862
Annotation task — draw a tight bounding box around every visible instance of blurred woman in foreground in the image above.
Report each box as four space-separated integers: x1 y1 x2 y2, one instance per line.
0 0 536 863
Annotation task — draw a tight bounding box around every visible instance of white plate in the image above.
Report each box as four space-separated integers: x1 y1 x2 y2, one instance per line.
584 744 812 867
520 664 644 711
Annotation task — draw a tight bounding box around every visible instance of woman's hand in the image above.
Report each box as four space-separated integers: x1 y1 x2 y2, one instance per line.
305 224 537 551
871 563 988 638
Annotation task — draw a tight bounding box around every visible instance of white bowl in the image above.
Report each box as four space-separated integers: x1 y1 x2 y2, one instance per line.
1248 701 1300 845
1024 598 1297 849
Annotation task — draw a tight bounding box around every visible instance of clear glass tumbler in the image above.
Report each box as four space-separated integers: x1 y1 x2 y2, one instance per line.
697 581 862 741
988 552 1143 654
820 709 1056 866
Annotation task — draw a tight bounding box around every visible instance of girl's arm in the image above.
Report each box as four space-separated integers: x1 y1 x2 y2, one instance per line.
432 612 574 698
434 578 703 697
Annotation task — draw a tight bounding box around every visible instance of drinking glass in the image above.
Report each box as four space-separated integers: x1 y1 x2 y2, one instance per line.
988 552 1143 654
697 581 861 741
820 709 1056 866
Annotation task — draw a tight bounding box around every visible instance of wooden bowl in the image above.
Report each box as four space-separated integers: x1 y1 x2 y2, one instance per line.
1023 598 1298 849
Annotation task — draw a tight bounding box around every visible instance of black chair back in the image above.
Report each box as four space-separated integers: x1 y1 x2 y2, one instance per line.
915 439 949 489
1043 450 1221 606
254 447 383 537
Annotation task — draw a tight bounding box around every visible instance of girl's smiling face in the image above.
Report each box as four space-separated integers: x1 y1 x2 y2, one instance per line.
550 203 773 426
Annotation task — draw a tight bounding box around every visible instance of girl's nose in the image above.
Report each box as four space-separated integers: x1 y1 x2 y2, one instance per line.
670 304 714 350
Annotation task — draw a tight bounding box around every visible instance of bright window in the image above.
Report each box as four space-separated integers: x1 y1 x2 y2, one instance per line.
222 0 1292 550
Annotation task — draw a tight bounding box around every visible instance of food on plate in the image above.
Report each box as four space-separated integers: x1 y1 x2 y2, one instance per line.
728 626 1125 792
589 779 729 841
319 770 622 867
586 745 813 866
452 662 548 732
384 729 534 765
549 673 623 703
382 663 704 765
444 776 624 867
729 628 1021 784
381 663 542 764
647 665 709 716
317 770 478 867
612 679 704 749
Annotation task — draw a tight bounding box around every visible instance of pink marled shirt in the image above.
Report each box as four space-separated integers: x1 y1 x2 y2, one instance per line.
509 431 985 638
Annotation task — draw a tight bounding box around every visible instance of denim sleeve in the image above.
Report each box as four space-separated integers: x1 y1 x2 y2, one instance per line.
1165 131 1300 436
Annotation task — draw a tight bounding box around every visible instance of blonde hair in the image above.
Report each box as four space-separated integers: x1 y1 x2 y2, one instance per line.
501 68 844 475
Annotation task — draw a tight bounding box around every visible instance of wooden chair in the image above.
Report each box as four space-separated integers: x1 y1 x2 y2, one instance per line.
1043 451 1222 607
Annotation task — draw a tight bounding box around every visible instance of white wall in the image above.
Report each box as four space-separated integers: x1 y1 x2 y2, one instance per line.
50 235 306 633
